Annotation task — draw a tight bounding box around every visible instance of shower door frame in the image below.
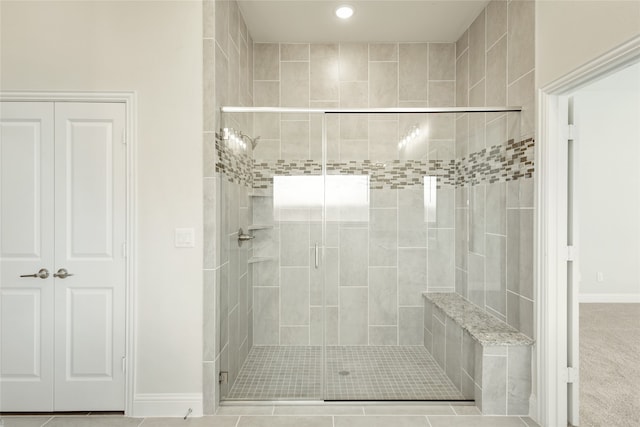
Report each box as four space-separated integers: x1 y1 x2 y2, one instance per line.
220 105 523 405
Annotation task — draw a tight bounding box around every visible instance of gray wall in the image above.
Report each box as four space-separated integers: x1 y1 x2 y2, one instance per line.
203 0 254 413
250 0 537 344
454 0 535 338
251 41 458 347
204 0 537 412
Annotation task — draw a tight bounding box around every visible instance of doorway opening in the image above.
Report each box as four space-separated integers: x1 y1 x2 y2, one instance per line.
537 35 640 427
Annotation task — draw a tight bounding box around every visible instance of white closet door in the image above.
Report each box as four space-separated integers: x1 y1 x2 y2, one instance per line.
53 102 126 410
0 102 55 411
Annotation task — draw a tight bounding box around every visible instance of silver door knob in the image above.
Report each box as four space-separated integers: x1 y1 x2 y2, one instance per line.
20 268 50 279
53 268 74 279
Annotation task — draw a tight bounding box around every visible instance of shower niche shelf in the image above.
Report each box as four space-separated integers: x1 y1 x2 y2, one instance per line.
248 192 272 198
248 256 277 264
247 224 274 231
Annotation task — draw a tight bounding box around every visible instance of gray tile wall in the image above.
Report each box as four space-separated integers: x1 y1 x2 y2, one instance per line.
205 0 536 409
203 0 254 413
215 179 252 397
252 42 457 161
423 299 532 415
454 0 535 339
251 42 459 347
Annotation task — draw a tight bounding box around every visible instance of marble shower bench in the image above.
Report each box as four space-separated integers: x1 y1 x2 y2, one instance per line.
422 292 534 416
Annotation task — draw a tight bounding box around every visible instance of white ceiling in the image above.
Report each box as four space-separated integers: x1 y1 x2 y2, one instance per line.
238 0 490 43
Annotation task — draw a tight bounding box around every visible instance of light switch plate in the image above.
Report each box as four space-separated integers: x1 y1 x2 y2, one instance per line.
175 228 195 248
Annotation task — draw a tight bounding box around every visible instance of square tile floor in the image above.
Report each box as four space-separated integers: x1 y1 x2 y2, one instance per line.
227 346 464 401
0 408 541 427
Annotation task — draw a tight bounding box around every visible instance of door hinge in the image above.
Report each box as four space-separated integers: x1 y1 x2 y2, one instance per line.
567 245 575 262
122 357 127 373
567 124 576 141
219 371 228 385
122 242 127 258
566 367 578 383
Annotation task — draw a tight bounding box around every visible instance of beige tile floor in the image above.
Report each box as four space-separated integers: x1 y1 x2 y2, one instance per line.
0 405 540 427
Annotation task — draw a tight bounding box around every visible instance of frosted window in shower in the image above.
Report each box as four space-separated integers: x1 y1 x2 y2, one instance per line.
273 175 369 222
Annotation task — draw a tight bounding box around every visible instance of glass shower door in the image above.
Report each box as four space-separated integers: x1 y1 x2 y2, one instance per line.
322 112 464 401
219 110 326 401
218 109 470 402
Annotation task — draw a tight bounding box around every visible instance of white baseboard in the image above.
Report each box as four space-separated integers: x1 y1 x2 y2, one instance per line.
131 393 203 418
579 293 640 303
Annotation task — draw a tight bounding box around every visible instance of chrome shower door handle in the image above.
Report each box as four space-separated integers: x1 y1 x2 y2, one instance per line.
314 242 319 269
20 268 50 279
237 228 255 246
53 268 74 279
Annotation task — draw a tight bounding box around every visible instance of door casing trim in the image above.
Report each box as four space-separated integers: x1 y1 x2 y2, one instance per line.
536 35 640 427
1 91 138 415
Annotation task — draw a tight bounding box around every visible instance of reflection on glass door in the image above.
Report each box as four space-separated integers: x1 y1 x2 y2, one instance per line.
322 113 464 401
220 111 326 401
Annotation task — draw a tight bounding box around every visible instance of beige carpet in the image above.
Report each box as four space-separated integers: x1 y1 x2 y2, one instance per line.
580 303 640 426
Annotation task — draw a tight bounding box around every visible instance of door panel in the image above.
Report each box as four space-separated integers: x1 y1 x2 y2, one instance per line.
67 120 114 258
1 289 43 377
54 102 126 410
0 102 55 411
1 119 44 258
66 288 113 378
1 101 126 411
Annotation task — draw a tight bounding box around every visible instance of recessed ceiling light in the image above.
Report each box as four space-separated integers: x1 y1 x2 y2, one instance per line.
335 5 354 20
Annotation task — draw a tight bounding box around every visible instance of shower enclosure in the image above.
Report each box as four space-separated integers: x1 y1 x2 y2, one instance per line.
215 106 521 403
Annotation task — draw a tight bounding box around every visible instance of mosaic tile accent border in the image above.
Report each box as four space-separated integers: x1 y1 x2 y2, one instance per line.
215 138 253 187
253 160 323 189
328 160 456 190
456 138 535 186
253 159 456 189
216 138 535 190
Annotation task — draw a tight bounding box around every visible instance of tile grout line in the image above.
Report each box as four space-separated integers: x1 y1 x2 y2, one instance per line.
425 414 434 427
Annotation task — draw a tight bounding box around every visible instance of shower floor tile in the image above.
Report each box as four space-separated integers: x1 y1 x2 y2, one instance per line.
325 346 464 401
226 346 465 401
227 346 323 400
